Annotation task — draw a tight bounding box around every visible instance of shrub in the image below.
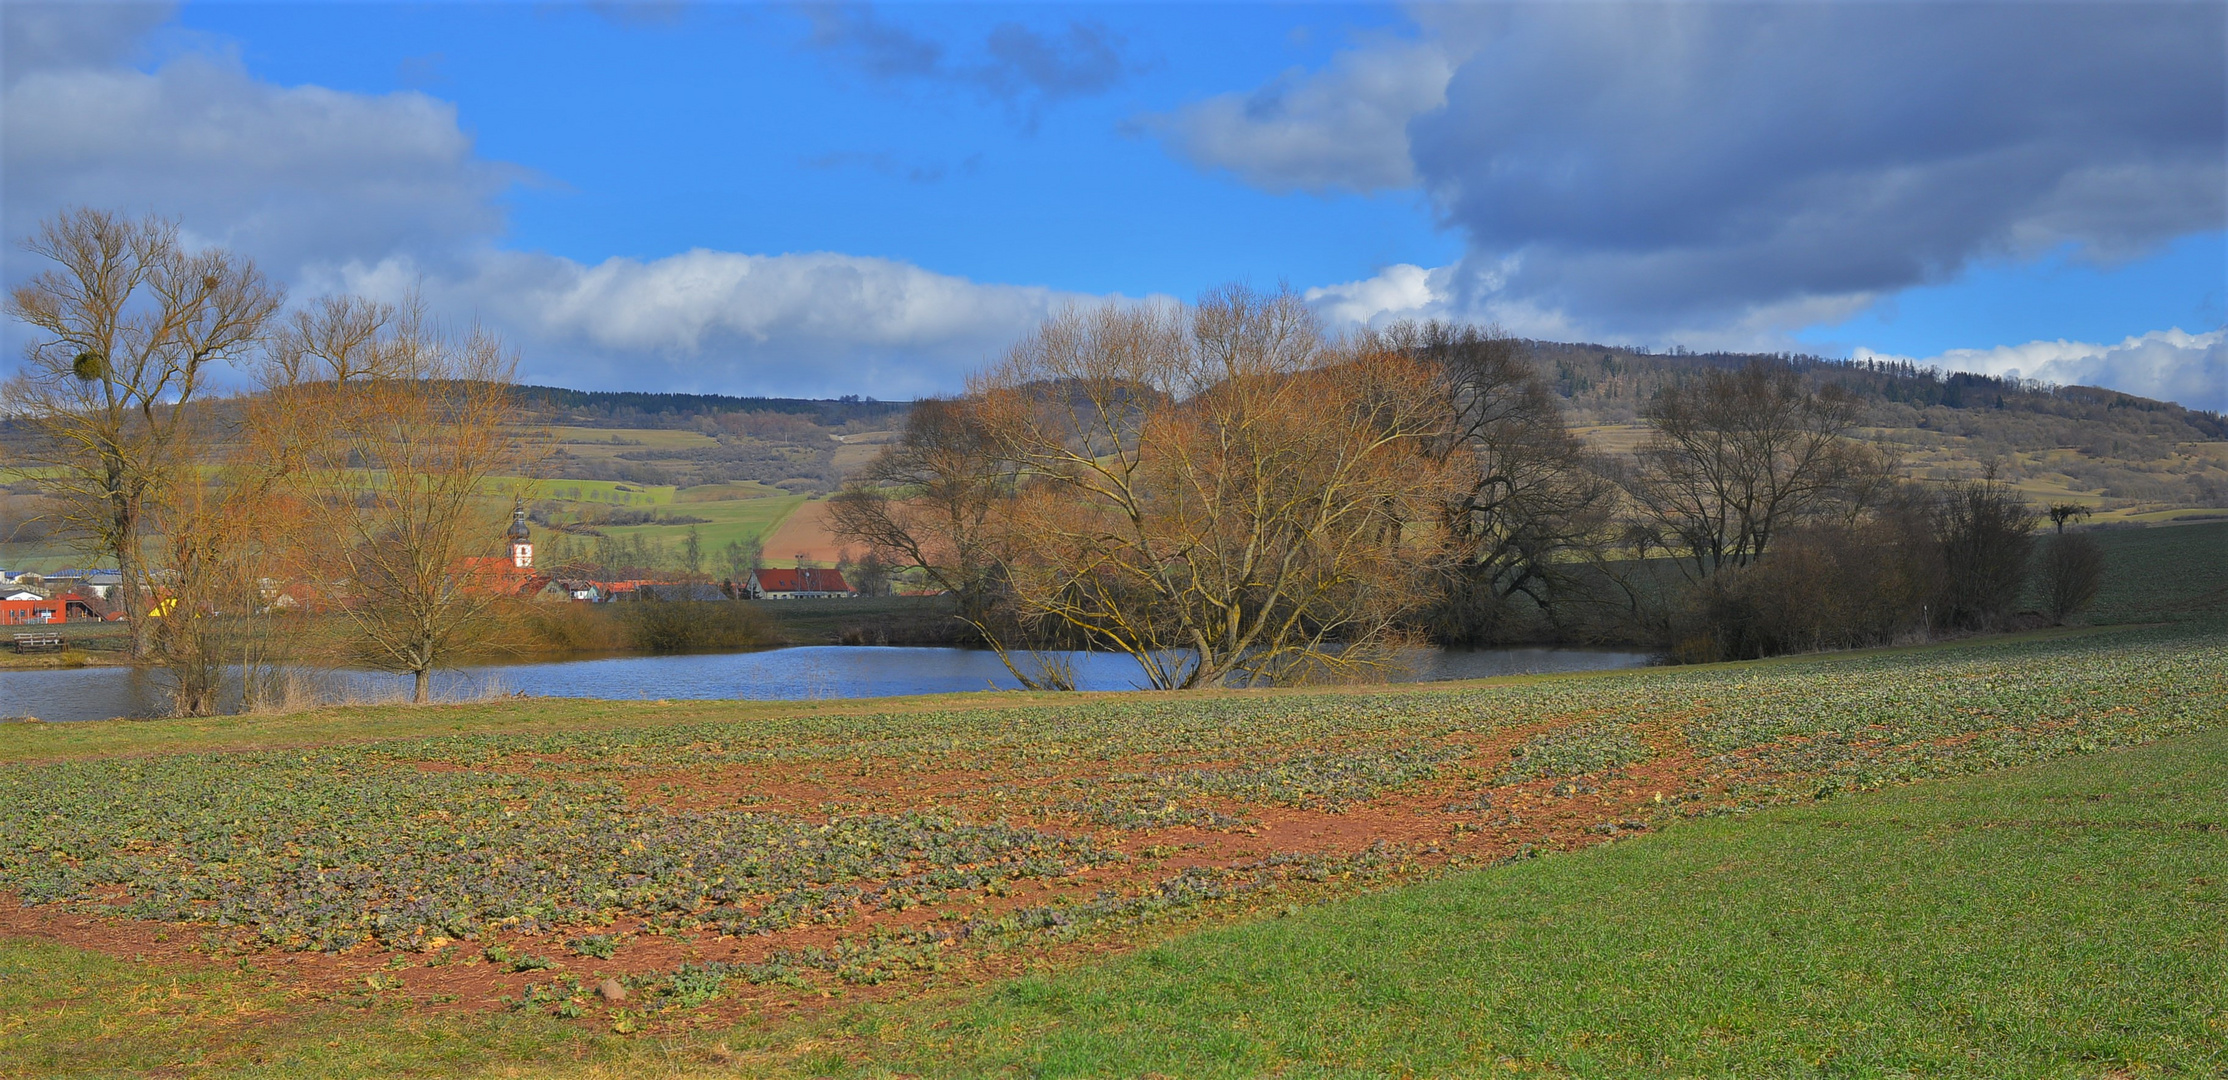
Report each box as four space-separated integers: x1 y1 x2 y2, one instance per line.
622 599 770 653
1671 505 1940 661
1933 477 2037 630
2038 532 2106 623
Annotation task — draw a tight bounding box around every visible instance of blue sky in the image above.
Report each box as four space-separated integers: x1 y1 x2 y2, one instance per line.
5 2 2224 407
173 2 1456 294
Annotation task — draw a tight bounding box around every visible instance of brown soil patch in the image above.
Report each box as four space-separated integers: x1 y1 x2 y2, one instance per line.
759 498 847 567
0 709 1779 1039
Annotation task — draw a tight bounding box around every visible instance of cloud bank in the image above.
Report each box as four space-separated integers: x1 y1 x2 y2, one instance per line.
320 249 1093 397
1169 4 2226 347
1859 329 2228 415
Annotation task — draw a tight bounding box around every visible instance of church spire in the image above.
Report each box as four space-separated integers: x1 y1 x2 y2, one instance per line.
506 500 533 569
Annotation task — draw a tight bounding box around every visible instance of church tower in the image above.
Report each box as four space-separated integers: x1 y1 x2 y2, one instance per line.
506 502 533 569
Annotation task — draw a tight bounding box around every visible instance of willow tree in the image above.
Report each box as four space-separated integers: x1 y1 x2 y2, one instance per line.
972 286 1462 689
828 396 1019 634
5 208 280 657
278 313 540 702
1373 321 1618 641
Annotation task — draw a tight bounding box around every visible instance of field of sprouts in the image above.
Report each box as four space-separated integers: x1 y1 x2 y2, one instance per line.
2 621 2223 1035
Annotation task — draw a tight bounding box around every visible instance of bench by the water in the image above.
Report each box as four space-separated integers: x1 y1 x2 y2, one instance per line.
11 632 64 653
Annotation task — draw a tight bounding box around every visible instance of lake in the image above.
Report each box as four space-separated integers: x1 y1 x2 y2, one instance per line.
0 645 1654 724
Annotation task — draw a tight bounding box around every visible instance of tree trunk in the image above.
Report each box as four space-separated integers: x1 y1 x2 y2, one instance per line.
117 515 151 660
414 667 431 704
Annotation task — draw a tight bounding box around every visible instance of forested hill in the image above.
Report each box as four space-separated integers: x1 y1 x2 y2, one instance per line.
1527 341 2226 437
518 346 2223 443
496 343 2225 506
1524 341 2228 509
514 385 908 428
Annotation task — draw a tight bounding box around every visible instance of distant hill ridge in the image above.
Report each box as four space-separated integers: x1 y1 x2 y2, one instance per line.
515 384 906 427
516 343 2225 440
1525 341 2226 436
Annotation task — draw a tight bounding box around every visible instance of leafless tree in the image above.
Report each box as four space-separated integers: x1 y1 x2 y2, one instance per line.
827 396 1018 632
144 448 293 716
5 208 281 657
1933 473 2038 629
971 286 1462 689
277 316 541 702
2038 531 2105 622
1626 362 1892 579
264 293 418 386
1375 322 1619 639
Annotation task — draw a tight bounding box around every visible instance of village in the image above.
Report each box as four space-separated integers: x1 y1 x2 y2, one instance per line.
2 507 860 657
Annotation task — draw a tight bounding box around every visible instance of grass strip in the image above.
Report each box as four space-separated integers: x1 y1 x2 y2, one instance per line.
821 728 2228 1078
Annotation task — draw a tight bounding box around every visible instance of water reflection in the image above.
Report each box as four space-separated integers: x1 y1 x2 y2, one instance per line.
1 644 1653 724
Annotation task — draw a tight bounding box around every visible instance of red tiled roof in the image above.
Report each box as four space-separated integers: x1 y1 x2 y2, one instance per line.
753 568 851 593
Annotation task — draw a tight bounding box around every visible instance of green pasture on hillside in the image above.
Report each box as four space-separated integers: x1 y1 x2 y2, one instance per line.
587 493 808 560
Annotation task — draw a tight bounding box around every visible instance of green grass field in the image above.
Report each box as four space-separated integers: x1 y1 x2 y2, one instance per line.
2070 520 2228 625
0 622 2222 1077
588 493 807 560
829 726 2228 1078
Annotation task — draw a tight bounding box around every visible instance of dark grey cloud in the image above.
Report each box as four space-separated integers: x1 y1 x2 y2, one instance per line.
1173 3 2226 342
1415 3 2224 330
799 4 1137 125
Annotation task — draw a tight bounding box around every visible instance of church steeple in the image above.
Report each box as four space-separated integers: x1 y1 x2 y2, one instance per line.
506 501 533 569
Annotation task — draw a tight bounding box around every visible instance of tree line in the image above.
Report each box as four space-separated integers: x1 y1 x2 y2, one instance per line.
6 209 541 709
832 285 2105 687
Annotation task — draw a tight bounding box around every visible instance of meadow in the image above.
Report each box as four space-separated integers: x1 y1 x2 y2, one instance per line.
0 619 2222 1076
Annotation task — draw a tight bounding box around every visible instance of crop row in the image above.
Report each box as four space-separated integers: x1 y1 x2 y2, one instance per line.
0 758 1112 952
1 622 2221 965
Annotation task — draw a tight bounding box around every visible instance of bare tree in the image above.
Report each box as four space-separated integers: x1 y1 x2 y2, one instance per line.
144 448 294 716
279 317 539 702
5 208 281 657
2038 531 2106 623
828 396 1020 636
972 286 1462 689
1933 473 2038 629
1626 362 1890 579
1379 322 1619 640
2047 502 2092 534
264 293 415 386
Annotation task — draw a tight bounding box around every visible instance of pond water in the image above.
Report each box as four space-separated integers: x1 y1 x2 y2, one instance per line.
0 645 1654 724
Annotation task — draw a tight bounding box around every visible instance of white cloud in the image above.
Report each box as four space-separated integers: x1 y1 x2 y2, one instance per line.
1303 263 1449 326
1302 258 1863 353
1857 328 2228 413
2 47 515 275
321 250 1102 397
1150 38 1452 194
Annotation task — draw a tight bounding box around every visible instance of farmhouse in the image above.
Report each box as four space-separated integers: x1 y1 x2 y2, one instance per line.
0 595 63 625
537 578 603 602
744 567 854 600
